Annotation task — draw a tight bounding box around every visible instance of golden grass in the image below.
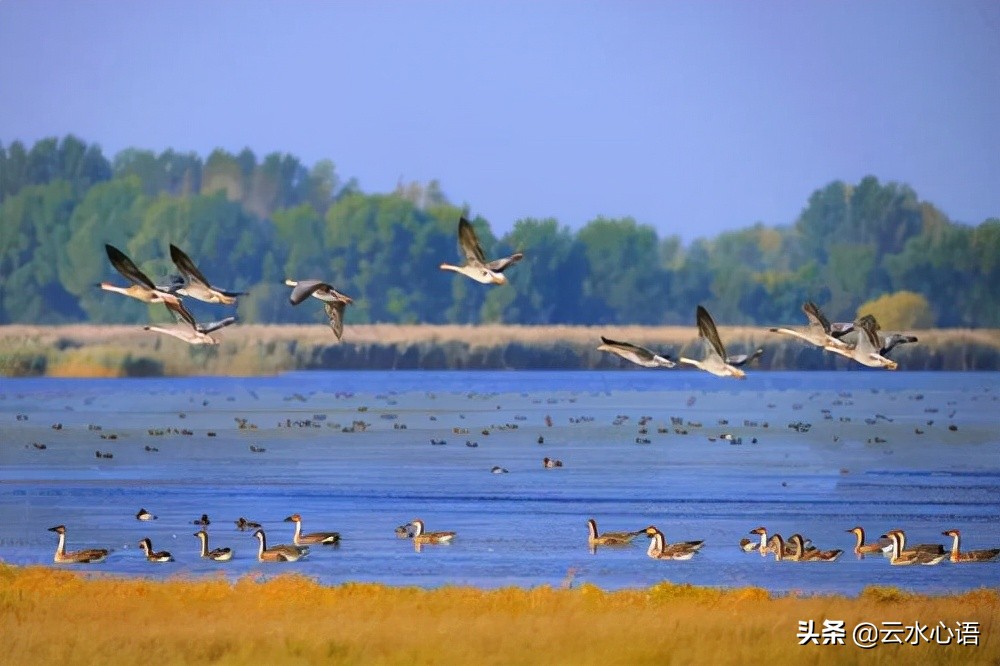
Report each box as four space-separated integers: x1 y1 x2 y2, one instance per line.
2 324 999 376
0 565 997 665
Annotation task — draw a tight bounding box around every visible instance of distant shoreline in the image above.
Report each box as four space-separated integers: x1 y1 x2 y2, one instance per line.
1 324 998 377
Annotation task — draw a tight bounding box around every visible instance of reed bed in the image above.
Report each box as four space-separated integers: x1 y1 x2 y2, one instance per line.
1 324 999 376
0 566 996 665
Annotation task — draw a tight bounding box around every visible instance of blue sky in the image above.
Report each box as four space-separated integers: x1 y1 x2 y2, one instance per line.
2 1 998 240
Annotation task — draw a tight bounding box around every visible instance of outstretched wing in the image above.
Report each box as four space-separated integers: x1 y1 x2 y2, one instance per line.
696 305 727 360
486 252 524 273
169 244 212 288
802 301 832 335
105 244 156 290
196 316 238 334
165 299 197 329
324 301 347 340
458 217 488 265
853 315 882 353
287 279 329 305
600 336 656 362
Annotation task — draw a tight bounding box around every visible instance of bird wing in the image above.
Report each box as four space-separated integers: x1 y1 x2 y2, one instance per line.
802 301 833 335
196 316 238 334
600 336 655 362
696 305 727 360
853 316 882 353
169 244 212 288
287 279 329 305
165 299 197 329
324 301 346 340
828 321 855 338
105 244 156 290
486 252 524 273
458 217 488 265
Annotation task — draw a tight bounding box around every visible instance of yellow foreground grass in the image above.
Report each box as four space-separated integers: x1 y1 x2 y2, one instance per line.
1 566 997 665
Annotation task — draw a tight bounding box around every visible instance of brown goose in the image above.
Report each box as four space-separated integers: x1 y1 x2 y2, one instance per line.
99 244 196 325
846 526 890 556
643 526 702 560
439 217 523 285
284 513 341 546
408 519 456 545
788 534 842 562
169 244 245 305
194 529 234 561
138 537 173 562
678 306 746 378
48 525 109 564
941 529 1000 563
285 279 353 340
252 529 307 562
587 518 641 547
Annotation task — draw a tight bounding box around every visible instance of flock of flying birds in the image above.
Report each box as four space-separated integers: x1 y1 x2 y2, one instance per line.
99 216 918 373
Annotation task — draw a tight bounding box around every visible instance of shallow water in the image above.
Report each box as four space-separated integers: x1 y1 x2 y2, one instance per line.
1 371 998 594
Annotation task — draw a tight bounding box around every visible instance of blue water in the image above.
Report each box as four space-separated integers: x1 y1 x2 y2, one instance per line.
1 371 998 595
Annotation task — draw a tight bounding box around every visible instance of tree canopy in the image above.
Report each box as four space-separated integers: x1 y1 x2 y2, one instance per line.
1 136 996 328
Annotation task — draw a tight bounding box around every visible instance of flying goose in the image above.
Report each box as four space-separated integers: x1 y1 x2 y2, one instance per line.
825 316 898 370
48 525 109 564
194 529 234 561
597 336 675 368
169 244 245 305
284 513 341 546
439 217 523 285
99 244 196 325
725 347 764 368
769 301 849 351
143 315 237 345
678 306 747 378
831 315 918 357
285 279 353 340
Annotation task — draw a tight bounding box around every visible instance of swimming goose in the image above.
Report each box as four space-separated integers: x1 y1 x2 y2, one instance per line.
135 508 157 521
769 301 849 351
846 526 890 556
587 518 641 547
192 514 211 527
48 525 109 564
597 336 675 368
252 529 307 562
542 457 563 468
284 513 341 546
678 306 746 378
830 315 918 357
169 244 245 305
138 537 173 562
752 527 814 557
408 519 456 545
825 316 898 370
99 244 196 325
439 217 523 285
886 532 946 566
643 526 702 560
788 534 842 562
941 529 1000 563
194 529 234 561
285 279 353 340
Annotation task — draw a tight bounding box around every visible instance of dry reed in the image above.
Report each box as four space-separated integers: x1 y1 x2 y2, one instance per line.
0 565 997 665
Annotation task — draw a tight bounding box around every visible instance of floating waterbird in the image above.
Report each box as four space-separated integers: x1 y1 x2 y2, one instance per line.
284 513 341 546
48 525 108 564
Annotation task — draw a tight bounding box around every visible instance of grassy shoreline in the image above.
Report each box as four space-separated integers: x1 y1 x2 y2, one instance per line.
2 324 999 377
1 565 997 664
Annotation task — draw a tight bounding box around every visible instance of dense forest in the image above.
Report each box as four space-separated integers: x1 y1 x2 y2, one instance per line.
1 135 997 329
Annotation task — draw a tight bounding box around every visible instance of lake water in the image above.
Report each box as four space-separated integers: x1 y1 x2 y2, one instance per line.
1 371 998 595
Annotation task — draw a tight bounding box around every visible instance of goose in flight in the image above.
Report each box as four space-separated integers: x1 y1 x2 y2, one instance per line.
597 336 675 368
825 315 898 370
169 244 246 305
678 306 747 378
769 301 849 351
440 217 523 285
144 315 237 345
99 244 196 324
830 314 918 357
285 279 353 340
725 347 764 368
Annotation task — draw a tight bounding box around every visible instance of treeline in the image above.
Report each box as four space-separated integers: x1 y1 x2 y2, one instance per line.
2 135 998 329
